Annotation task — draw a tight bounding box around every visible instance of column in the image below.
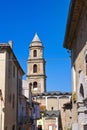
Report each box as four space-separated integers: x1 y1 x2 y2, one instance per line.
56 117 58 130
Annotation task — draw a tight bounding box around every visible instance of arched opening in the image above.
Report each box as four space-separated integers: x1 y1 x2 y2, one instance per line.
85 54 87 75
85 54 87 63
80 84 84 98
33 50 37 57
33 82 38 90
33 64 37 73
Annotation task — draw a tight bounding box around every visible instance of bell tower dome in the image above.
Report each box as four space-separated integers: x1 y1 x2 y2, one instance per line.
27 33 46 94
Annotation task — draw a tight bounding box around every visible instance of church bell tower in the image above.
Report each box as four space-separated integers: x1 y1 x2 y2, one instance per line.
27 33 46 94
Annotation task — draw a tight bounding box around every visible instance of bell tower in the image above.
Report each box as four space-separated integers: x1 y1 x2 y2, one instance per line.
27 33 46 94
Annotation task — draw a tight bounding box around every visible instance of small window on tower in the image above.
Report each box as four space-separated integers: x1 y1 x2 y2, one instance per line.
33 64 37 73
33 82 37 90
33 50 37 57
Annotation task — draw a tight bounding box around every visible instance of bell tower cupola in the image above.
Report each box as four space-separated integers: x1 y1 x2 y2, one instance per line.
27 33 46 94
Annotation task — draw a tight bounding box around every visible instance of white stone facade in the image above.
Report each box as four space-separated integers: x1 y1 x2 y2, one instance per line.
0 42 24 130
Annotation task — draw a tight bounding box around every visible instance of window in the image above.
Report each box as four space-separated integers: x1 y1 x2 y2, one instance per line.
12 94 15 109
13 65 15 78
85 54 87 75
12 125 15 130
9 93 11 103
33 64 37 73
38 125 42 130
18 79 22 95
8 56 11 78
80 84 84 98
33 82 37 90
84 125 87 130
19 127 21 130
51 107 54 110
33 50 37 57
85 54 87 63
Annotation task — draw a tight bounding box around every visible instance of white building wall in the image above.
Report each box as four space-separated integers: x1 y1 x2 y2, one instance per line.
0 52 6 130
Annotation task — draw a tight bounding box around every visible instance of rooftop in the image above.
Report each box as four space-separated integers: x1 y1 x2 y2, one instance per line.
0 43 24 74
64 0 86 49
32 91 71 97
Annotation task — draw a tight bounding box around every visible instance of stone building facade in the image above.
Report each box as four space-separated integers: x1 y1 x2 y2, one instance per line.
22 79 41 130
0 39 41 130
64 0 87 129
27 33 72 130
0 41 24 130
33 92 72 130
26 33 46 94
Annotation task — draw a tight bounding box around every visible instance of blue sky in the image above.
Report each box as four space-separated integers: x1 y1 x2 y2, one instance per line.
0 0 71 92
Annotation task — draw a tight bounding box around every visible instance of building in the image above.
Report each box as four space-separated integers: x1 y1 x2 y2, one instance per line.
0 39 41 130
33 92 72 130
18 95 28 130
22 79 40 130
64 0 87 129
32 100 40 130
26 33 46 94
0 41 24 130
27 33 72 130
